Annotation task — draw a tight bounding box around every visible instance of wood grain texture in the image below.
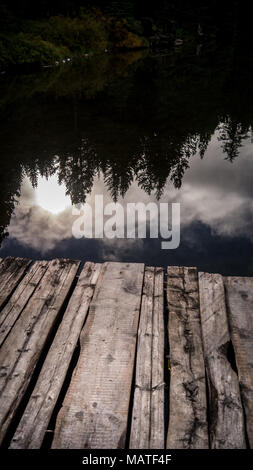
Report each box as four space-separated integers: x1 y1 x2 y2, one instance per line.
0 258 79 445
10 262 102 449
0 261 49 347
150 267 165 449
166 266 208 449
130 267 164 449
225 276 253 448
199 272 246 449
0 257 31 309
52 262 144 449
130 267 154 449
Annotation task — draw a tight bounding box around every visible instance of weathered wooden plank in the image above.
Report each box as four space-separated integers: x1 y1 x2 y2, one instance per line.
0 261 49 347
225 276 253 448
130 267 154 449
150 267 165 449
130 267 164 449
52 262 144 449
0 257 31 309
166 266 208 449
10 262 102 449
199 272 246 449
0 258 79 445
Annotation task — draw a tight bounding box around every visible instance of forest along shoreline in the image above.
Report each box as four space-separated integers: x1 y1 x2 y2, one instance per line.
0 0 250 71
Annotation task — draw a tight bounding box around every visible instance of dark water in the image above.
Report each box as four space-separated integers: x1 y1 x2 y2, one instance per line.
1 42 253 275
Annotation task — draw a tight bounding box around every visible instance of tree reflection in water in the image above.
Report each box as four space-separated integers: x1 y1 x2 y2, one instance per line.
0 42 253 245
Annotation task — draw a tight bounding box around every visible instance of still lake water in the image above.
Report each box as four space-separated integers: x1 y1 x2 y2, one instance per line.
1 43 253 275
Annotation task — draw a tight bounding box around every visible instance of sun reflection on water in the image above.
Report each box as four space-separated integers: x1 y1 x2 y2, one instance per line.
34 174 72 214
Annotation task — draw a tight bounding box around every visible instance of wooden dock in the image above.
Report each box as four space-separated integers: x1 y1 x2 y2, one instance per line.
0 257 252 449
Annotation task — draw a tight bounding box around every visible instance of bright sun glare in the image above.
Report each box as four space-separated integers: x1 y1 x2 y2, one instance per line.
35 174 71 214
